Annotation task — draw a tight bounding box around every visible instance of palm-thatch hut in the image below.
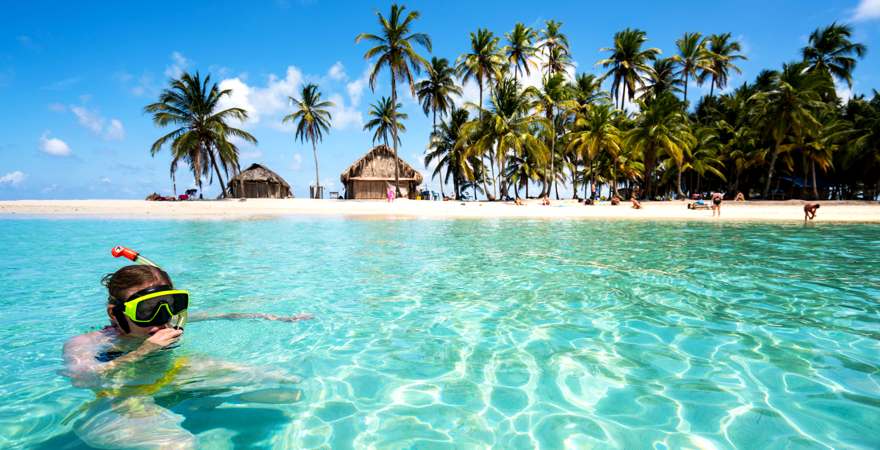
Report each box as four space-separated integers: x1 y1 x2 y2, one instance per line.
228 163 292 199
340 145 424 199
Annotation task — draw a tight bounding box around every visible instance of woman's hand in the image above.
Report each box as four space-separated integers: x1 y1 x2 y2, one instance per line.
143 328 183 351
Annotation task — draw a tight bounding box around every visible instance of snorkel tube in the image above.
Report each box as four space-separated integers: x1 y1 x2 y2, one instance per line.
111 245 188 330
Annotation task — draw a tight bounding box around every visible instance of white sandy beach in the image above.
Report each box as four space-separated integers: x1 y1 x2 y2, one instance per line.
0 199 878 222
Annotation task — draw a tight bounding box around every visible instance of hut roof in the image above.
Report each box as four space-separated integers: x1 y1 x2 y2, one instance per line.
230 163 291 188
340 145 423 184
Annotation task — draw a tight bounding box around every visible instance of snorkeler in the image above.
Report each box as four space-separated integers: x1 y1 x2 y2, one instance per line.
62 246 310 449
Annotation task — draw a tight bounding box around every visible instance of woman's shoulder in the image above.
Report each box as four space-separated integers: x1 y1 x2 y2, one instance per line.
64 327 115 351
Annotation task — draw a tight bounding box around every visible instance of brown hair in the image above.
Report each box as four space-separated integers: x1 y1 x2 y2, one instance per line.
102 265 173 302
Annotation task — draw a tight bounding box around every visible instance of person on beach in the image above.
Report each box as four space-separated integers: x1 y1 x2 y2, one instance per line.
541 195 551 206
734 192 745 202
711 192 723 216
611 195 621 205
386 184 395 203
63 252 310 449
804 203 820 221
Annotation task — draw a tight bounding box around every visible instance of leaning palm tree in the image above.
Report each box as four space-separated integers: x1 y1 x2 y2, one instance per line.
356 3 431 196
282 83 334 198
698 33 746 98
672 32 711 105
540 20 570 77
425 107 469 199
505 23 538 84
416 57 461 136
625 92 695 198
145 71 256 198
364 96 407 147
802 22 867 88
598 28 661 110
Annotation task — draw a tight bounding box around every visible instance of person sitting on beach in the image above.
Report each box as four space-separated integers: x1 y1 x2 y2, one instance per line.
514 198 524 206
610 195 621 206
630 196 642 209
711 192 723 217
541 195 550 206
804 203 820 222
734 192 745 202
63 251 310 448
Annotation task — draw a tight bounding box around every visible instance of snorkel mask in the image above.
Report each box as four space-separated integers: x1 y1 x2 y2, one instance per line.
110 246 189 332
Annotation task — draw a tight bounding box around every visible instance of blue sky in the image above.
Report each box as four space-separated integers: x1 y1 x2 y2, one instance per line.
1 0 879 199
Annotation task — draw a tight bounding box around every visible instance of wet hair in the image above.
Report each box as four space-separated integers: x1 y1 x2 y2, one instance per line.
102 265 172 302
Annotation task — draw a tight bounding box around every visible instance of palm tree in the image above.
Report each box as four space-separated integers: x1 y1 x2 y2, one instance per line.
804 112 851 198
626 92 695 198
425 107 469 199
750 62 826 197
145 71 256 198
282 83 334 198
540 20 570 77
639 57 684 100
526 73 569 197
505 23 538 84
699 33 746 98
802 22 867 88
568 103 622 200
356 4 431 196
416 57 462 135
673 32 711 105
569 73 607 106
364 96 407 147
683 126 727 194
598 28 661 110
460 77 548 200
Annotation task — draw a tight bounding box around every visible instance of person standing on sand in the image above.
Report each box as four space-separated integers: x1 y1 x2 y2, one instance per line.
386 184 395 203
804 203 820 222
711 192 723 217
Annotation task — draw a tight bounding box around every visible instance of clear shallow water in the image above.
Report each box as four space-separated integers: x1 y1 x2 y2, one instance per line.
0 218 878 449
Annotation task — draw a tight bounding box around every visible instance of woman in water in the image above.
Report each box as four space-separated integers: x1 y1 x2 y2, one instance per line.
63 257 310 448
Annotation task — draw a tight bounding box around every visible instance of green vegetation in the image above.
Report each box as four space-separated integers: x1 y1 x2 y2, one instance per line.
283 83 334 197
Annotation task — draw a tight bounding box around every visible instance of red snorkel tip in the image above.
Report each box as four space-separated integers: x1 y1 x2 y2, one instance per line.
111 245 140 262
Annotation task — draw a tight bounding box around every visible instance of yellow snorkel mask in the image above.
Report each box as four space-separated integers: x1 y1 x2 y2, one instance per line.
111 245 188 330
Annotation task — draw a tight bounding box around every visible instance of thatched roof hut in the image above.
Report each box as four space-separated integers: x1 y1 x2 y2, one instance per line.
340 145 423 199
228 163 292 199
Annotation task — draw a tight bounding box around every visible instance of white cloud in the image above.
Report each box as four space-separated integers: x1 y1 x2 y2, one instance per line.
327 62 347 81
835 79 854 101
346 67 371 106
0 171 25 186
42 184 59 194
853 0 880 21
164 51 189 78
48 102 66 112
70 106 125 140
327 93 363 130
292 153 303 171
100 177 112 184
39 132 72 156
218 66 303 126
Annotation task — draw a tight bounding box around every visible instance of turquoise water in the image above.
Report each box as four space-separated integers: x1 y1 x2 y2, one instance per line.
0 218 878 449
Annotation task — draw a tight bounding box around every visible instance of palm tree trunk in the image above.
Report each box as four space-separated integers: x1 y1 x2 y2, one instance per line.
172 171 177 197
676 164 685 198
208 148 227 199
590 156 595 200
709 76 716 98
391 76 401 197
763 142 780 198
312 140 321 198
811 160 819 200
612 161 619 197
433 109 444 199
683 71 689 104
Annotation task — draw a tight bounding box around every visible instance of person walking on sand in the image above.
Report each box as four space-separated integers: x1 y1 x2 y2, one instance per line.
804 203 820 222
711 192 723 217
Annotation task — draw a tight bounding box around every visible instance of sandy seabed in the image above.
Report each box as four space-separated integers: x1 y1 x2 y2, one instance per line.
0 199 878 223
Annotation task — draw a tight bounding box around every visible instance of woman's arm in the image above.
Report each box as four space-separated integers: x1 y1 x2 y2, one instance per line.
188 312 313 323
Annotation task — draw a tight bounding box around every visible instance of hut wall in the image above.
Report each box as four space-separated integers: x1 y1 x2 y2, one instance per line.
345 181 414 199
234 181 288 199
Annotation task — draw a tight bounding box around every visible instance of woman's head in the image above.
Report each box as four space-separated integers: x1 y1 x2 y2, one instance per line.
103 265 173 336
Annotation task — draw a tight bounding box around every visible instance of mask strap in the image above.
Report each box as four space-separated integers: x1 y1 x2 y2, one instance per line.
110 298 130 334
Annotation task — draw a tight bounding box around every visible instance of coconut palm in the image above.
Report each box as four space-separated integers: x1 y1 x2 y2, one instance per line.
457 28 504 120
505 23 538 84
145 71 256 198
673 32 711 105
425 107 469 199
526 73 569 196
568 103 622 200
460 77 548 200
803 113 851 198
802 22 867 88
750 62 827 197
569 73 607 106
639 57 684 100
683 126 727 194
416 57 461 137
598 28 661 110
699 33 746 98
540 20 570 77
626 92 695 198
282 83 334 198
356 3 431 196
364 96 407 147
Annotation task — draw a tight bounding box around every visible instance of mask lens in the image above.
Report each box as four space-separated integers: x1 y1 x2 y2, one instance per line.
171 293 189 314
135 295 169 321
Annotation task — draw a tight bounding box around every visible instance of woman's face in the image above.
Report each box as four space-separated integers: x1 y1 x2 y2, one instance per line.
107 280 172 337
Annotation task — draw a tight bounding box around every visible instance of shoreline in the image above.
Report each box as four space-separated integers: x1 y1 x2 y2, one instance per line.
0 199 878 222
